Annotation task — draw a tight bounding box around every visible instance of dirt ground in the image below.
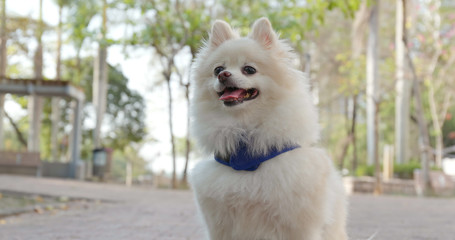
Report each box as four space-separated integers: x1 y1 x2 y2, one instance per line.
0 175 454 240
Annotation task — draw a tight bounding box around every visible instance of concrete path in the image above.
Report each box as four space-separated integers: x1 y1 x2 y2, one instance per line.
0 175 454 240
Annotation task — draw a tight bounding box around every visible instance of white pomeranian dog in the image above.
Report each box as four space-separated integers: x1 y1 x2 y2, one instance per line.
189 17 347 240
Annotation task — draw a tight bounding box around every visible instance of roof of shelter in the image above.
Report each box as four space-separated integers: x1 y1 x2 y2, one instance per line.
0 78 85 101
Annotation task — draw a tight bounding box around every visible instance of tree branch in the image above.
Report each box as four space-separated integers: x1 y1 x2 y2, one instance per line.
4 111 27 147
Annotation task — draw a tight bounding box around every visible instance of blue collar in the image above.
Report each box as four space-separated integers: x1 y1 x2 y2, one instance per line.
214 142 300 171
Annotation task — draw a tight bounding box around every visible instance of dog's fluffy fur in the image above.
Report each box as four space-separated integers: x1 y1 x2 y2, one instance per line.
189 18 347 240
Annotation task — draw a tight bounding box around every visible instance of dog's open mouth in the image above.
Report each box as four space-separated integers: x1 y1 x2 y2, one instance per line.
217 87 259 106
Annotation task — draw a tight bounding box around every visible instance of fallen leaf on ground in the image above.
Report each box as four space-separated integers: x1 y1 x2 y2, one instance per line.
34 196 44 203
58 196 69 202
34 206 44 214
45 205 54 211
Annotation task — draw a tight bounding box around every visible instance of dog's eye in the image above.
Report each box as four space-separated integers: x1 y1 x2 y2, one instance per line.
214 66 224 76
243 66 256 75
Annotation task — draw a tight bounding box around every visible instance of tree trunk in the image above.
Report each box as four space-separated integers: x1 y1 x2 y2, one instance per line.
350 3 366 174
338 134 353 170
351 95 358 174
366 0 379 167
338 96 356 170
0 95 4 150
426 0 444 168
374 101 382 195
0 0 6 150
351 1 368 58
4 111 27 147
51 3 63 161
93 47 108 148
76 48 82 80
28 0 44 152
395 0 411 165
400 0 432 195
166 77 177 189
367 0 382 194
428 84 444 167
412 74 432 195
181 83 191 187
93 0 108 149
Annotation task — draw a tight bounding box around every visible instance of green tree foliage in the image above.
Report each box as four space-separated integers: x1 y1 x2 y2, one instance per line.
217 0 361 52
3 0 455 180
128 0 213 188
104 66 147 150
129 0 211 57
67 0 99 53
59 58 146 159
126 0 363 187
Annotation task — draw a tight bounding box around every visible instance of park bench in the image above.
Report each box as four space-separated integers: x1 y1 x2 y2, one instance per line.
0 151 41 177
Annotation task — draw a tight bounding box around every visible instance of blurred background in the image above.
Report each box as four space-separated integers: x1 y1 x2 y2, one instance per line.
0 0 454 195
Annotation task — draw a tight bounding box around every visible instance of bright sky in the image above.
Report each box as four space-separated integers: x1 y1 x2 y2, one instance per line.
4 0 196 175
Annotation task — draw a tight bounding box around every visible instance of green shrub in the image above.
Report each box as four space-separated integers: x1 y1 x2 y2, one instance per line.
354 161 434 179
394 161 420 179
355 165 375 177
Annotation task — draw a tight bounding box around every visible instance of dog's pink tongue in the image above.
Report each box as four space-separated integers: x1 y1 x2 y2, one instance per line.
219 88 247 101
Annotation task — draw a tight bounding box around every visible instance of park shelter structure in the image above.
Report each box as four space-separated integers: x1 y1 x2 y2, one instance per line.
0 78 85 178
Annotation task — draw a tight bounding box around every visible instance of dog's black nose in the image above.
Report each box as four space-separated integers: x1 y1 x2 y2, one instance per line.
218 71 231 84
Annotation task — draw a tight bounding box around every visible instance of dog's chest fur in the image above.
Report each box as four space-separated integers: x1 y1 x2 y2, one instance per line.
190 147 336 239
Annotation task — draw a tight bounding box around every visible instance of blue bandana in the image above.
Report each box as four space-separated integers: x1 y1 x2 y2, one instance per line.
214 142 300 171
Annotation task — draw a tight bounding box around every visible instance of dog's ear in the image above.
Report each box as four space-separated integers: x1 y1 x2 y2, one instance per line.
210 20 236 48
249 17 278 49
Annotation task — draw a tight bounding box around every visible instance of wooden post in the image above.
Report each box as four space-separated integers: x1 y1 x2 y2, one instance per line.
126 160 132 187
50 97 60 161
69 99 84 179
383 145 394 181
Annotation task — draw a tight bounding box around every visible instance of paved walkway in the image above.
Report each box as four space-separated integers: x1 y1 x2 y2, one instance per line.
0 175 454 240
